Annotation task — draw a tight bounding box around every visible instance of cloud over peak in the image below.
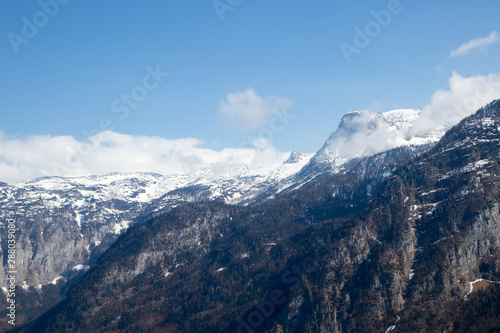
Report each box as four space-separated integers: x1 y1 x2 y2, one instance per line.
0 131 290 183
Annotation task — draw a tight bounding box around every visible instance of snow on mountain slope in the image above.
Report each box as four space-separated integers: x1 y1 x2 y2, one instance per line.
3 152 312 216
146 151 313 208
3 102 497 329
309 109 443 172
0 153 312 291
0 106 464 292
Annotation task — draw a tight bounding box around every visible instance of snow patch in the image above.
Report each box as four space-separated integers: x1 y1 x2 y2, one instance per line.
385 316 400 333
75 213 83 228
73 264 90 271
465 278 500 298
371 236 382 245
113 220 131 235
420 188 446 196
51 276 64 285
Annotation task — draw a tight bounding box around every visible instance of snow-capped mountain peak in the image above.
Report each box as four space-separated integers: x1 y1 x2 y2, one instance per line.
284 149 306 164
309 108 443 172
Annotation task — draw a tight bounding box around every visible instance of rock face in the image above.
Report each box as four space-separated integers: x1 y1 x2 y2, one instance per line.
0 157 313 328
16 100 500 332
0 107 443 328
294 108 441 187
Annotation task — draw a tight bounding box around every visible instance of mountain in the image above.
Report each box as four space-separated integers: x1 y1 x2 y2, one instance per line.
0 106 441 320
278 108 440 199
302 108 441 176
0 157 311 328
14 100 500 332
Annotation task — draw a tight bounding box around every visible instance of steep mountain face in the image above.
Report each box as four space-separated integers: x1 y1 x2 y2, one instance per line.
0 157 311 328
10 172 380 333
394 99 500 331
301 108 442 178
0 107 443 325
267 109 440 207
18 100 500 332
0 172 190 328
0 173 189 288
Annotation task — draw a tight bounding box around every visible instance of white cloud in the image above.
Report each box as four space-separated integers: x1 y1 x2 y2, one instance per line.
412 71 500 134
449 31 499 58
218 88 294 129
0 131 290 183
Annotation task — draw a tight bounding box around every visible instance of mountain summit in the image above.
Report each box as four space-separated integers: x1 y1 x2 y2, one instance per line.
4 101 500 332
308 108 443 172
18 100 500 332
284 149 305 164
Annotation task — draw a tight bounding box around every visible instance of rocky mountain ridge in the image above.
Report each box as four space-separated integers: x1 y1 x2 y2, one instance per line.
0 156 312 327
0 104 471 330
12 100 500 332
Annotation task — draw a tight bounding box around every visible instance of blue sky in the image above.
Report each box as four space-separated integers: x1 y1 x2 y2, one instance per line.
1 1 500 182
